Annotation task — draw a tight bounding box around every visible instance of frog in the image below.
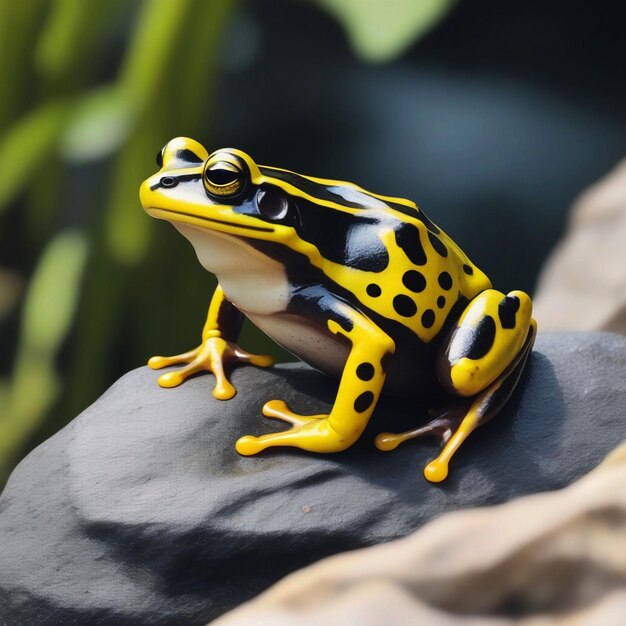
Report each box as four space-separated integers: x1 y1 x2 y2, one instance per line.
139 136 536 482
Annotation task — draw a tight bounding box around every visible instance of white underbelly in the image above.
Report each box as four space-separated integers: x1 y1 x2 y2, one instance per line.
175 222 290 315
247 312 349 379
172 223 349 378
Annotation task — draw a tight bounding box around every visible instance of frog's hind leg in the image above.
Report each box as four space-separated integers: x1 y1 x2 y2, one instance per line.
428 324 534 482
376 289 536 483
375 402 471 454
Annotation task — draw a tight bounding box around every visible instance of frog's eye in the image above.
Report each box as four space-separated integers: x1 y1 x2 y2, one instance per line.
256 188 290 221
156 147 165 168
203 161 243 197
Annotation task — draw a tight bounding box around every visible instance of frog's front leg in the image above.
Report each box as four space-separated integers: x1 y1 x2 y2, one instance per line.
236 292 395 455
148 285 274 399
376 289 536 482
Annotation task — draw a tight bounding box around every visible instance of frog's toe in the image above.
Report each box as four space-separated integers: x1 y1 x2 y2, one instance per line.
155 359 207 388
424 458 449 483
156 370 186 388
212 377 236 400
235 349 274 368
148 347 200 370
374 432 403 452
262 399 325 427
148 355 167 369
263 399 290 417
236 435 264 455
149 355 183 370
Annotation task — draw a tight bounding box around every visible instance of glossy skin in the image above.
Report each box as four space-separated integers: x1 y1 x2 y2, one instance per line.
140 137 536 482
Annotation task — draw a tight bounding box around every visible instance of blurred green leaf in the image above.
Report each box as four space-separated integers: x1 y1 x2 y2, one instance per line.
1 231 88 475
33 0 125 94
57 0 199 165
0 0 257 487
0 0 47 128
315 0 455 62
103 0 233 265
60 85 132 162
96 0 194 264
119 0 193 111
105 126 156 265
21 231 88 353
34 0 91 83
0 101 69 211
172 0 233 131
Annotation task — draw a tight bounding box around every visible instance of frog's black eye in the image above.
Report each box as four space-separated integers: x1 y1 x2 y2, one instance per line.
256 188 290 221
156 147 165 168
203 161 243 197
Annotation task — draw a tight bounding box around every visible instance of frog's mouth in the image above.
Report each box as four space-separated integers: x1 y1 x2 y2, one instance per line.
146 207 275 234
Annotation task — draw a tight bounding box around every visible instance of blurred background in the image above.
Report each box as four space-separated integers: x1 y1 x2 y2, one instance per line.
1 0 625 488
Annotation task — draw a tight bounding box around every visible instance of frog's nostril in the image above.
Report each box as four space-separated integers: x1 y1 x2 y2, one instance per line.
161 176 178 188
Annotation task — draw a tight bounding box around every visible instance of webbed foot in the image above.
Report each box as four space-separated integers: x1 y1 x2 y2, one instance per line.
148 334 273 400
236 400 356 455
375 405 468 482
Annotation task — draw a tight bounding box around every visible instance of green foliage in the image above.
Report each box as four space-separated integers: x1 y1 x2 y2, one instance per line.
60 86 131 162
314 0 455 62
0 0 236 486
0 0 452 488
0 232 87 480
0 101 69 210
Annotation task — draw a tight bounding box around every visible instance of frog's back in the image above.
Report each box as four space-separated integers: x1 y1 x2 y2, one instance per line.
260 166 492 344
372 214 492 342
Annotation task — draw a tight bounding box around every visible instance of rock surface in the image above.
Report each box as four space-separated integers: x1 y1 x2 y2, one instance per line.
0 332 625 624
213 442 626 626
534 158 626 334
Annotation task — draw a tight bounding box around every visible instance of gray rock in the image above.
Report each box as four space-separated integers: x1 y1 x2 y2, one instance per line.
212 444 626 626
0 332 625 625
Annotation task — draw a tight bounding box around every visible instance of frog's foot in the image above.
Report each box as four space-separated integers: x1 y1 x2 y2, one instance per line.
236 400 355 455
148 335 273 400
375 404 468 452
377 320 536 483
376 371 528 483
375 405 470 483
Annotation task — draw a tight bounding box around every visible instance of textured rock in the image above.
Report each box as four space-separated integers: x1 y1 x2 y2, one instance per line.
213 442 626 626
534 158 626 334
1 332 625 624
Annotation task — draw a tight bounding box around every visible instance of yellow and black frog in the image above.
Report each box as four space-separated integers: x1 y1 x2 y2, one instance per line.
139 137 536 483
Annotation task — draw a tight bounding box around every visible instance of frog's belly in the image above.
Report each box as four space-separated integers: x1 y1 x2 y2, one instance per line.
246 312 429 396
246 312 349 380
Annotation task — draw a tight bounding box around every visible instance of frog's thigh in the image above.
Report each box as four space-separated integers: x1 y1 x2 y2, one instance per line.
236 301 394 455
437 289 533 397
421 289 535 482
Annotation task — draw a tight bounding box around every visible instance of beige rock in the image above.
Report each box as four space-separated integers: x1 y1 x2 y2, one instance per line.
534 159 626 334
212 442 626 625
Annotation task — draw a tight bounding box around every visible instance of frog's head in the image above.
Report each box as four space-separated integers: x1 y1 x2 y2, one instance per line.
141 136 419 275
139 136 295 242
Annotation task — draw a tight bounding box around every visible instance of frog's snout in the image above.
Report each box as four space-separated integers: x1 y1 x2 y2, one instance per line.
139 178 154 212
